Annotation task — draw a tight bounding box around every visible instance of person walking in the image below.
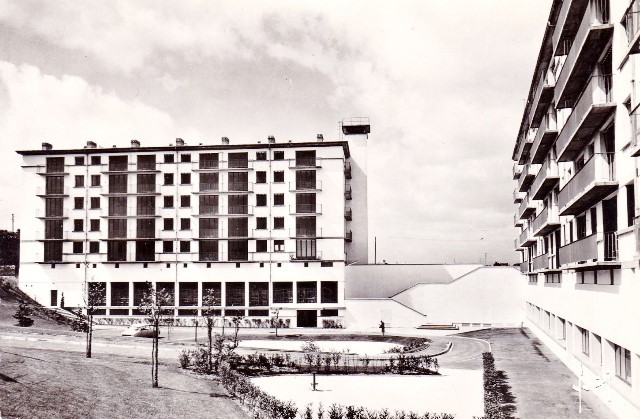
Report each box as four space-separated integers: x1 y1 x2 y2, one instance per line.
379 320 385 336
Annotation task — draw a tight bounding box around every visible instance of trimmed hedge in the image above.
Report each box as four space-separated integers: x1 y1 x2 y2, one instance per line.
482 352 515 418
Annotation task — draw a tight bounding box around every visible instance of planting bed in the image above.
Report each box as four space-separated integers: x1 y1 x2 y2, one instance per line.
237 339 400 355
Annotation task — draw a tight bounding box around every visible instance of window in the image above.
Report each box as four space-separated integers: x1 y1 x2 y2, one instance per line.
180 218 190 230
75 175 84 188
137 174 156 193
135 240 155 261
90 156 101 165
164 196 174 208
45 176 64 194
90 197 100 209
107 240 127 261
590 207 597 235
256 152 267 161
249 282 269 306
274 193 284 206
90 219 100 232
108 219 127 238
296 216 315 236
576 215 587 239
75 156 84 166
296 170 316 190
108 174 127 193
228 195 248 214
256 194 267 207
274 217 284 229
228 239 248 261
156 282 174 305
297 281 317 303
274 240 284 252
180 173 191 185
295 150 316 167
273 282 293 303
228 218 248 237
256 217 267 229
74 219 84 232
46 157 65 173
627 184 635 227
91 175 100 187
180 195 190 208
136 219 155 239
274 151 284 160
256 240 267 252
89 241 99 253
199 172 219 192
225 282 245 306
321 281 338 303
73 241 83 254
111 282 129 306
179 282 198 306
228 172 248 191
44 220 62 239
296 193 316 213
164 173 174 185
199 195 219 215
615 344 632 383
296 239 316 260
164 153 175 163
199 218 218 238
199 153 218 169
256 171 267 184
581 327 590 356
163 218 174 230
45 198 63 217
273 171 284 183
109 156 128 171
137 196 155 216
180 154 191 163
180 241 190 253
163 240 173 253
199 240 219 261
44 241 62 262
136 155 156 171
228 152 248 168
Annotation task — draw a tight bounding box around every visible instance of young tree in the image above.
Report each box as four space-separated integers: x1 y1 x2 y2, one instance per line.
13 301 34 327
201 288 221 372
138 282 173 388
231 315 244 348
270 307 281 337
84 281 106 358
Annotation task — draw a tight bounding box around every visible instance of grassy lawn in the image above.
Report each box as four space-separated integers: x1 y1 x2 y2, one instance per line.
460 328 616 419
0 346 248 419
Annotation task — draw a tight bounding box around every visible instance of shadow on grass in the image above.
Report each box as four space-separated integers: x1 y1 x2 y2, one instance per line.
158 385 231 398
0 371 18 383
519 328 550 362
483 352 517 418
494 368 517 417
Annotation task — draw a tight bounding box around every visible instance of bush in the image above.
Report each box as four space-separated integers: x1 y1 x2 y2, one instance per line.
482 352 515 418
13 302 34 327
178 350 191 369
321 319 343 329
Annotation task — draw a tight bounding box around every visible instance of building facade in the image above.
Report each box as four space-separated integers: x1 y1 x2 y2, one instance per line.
17 120 369 328
513 0 640 410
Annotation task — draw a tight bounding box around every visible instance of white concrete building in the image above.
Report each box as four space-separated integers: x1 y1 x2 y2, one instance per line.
514 0 640 411
16 119 370 327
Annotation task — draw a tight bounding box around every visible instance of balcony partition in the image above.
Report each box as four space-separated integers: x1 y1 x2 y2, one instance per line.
529 69 556 129
558 153 616 215
623 0 640 56
530 114 558 164
518 195 536 220
531 157 559 200
532 205 560 237
518 164 537 192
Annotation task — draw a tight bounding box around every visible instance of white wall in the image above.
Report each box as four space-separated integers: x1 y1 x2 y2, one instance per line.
344 299 426 328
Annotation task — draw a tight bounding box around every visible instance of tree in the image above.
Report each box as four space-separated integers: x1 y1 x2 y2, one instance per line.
202 288 221 372
231 315 243 348
84 281 105 358
138 282 173 388
13 302 33 327
270 307 282 337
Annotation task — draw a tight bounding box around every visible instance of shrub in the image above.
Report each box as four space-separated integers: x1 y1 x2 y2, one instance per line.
13 302 34 327
178 350 191 369
321 319 343 329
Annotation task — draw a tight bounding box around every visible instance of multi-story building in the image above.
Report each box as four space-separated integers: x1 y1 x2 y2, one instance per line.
16 119 369 328
513 0 640 411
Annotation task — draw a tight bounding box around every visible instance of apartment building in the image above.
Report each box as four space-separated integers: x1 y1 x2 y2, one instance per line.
16 119 369 328
513 0 640 410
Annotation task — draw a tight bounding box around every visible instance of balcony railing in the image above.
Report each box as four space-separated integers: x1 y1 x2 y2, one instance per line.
559 233 598 265
290 158 322 168
345 184 352 200
515 133 534 165
289 204 322 215
604 231 618 261
552 0 579 53
558 153 616 215
517 164 537 193
290 251 322 261
532 253 549 271
198 183 220 193
555 0 612 106
530 114 558 164
623 0 640 55
191 161 254 171
36 209 69 218
532 205 560 237
344 162 352 179
289 181 323 192
518 227 535 248
289 228 322 238
513 189 524 204
37 186 69 196
345 230 353 242
518 195 536 220
530 157 559 200
520 261 530 274
36 231 69 241
344 207 352 220
514 214 523 227
556 75 614 161
513 163 523 180
529 70 556 129
195 206 254 216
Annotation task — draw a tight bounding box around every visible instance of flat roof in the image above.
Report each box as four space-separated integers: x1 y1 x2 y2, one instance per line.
17 140 350 158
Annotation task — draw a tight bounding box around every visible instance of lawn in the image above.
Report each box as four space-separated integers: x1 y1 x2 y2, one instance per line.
0 345 248 419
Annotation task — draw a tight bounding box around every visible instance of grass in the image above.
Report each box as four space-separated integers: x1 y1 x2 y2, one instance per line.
0 345 248 419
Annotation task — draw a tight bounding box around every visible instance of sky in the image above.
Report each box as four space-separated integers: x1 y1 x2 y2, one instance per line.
0 0 552 264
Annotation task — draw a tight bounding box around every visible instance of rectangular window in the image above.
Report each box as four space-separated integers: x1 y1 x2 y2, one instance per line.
273 151 284 160
163 218 174 231
229 218 248 237
256 171 267 184
256 217 267 229
133 282 147 306
225 282 245 306
199 218 218 238
110 282 129 306
199 172 219 192
256 152 267 161
90 219 100 232
180 154 191 163
615 344 632 383
295 150 316 167
297 281 317 303
321 281 338 303
163 240 173 253
228 239 248 261
199 240 219 261
627 184 635 227
199 153 218 169
91 156 101 165
108 219 127 238
274 217 284 229
73 241 83 254
156 282 175 305
164 154 174 163
45 219 63 239
249 282 269 306
46 157 65 173
109 156 128 172
590 207 597 235
256 194 267 207
108 197 126 216
228 152 248 168
296 193 316 213
137 196 155 216
581 327 590 356
199 195 219 215
180 218 190 230
296 239 316 260
202 282 221 305
107 240 127 261
45 176 64 195
296 170 316 190
180 173 191 185
163 196 173 208
179 283 198 306
108 174 127 193
137 174 156 193
274 239 284 252
45 198 63 217
91 175 101 187
180 195 190 207
135 240 155 261
228 195 248 214
74 219 84 232
75 156 84 166
274 193 284 206
296 216 315 236
75 175 84 188
274 171 284 183
136 219 155 239
89 241 99 253
164 173 174 185
256 240 267 252
90 197 100 209
74 197 84 210
273 282 293 303
228 172 248 191
44 242 62 262
576 215 587 239
180 241 190 253
137 155 156 171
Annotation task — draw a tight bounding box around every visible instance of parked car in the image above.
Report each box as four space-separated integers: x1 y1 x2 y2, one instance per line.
121 323 160 338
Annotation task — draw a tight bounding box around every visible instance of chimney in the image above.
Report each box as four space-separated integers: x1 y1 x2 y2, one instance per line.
85 141 97 149
41 142 52 151
221 137 230 145
131 139 140 148
175 138 185 146
268 136 275 144
317 134 323 142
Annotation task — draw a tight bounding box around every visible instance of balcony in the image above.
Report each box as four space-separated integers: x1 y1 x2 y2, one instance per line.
513 163 523 180
513 190 525 204
532 253 550 272
558 153 616 215
529 70 556 129
345 230 353 242
36 165 69 176
289 181 322 192
514 214 523 227
552 0 589 56
530 115 558 164
289 204 322 215
520 261 530 274
518 227 536 248
515 133 534 165
554 1 613 107
518 195 536 220
556 75 615 162
289 228 322 239
191 161 254 171
36 231 69 241
36 187 69 196
289 158 322 169
344 184 352 200
532 205 560 237
344 207 352 220
35 209 69 219
518 164 537 193
559 232 619 269
344 162 352 179
290 251 323 261
530 158 560 200
622 0 640 57
194 206 254 216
